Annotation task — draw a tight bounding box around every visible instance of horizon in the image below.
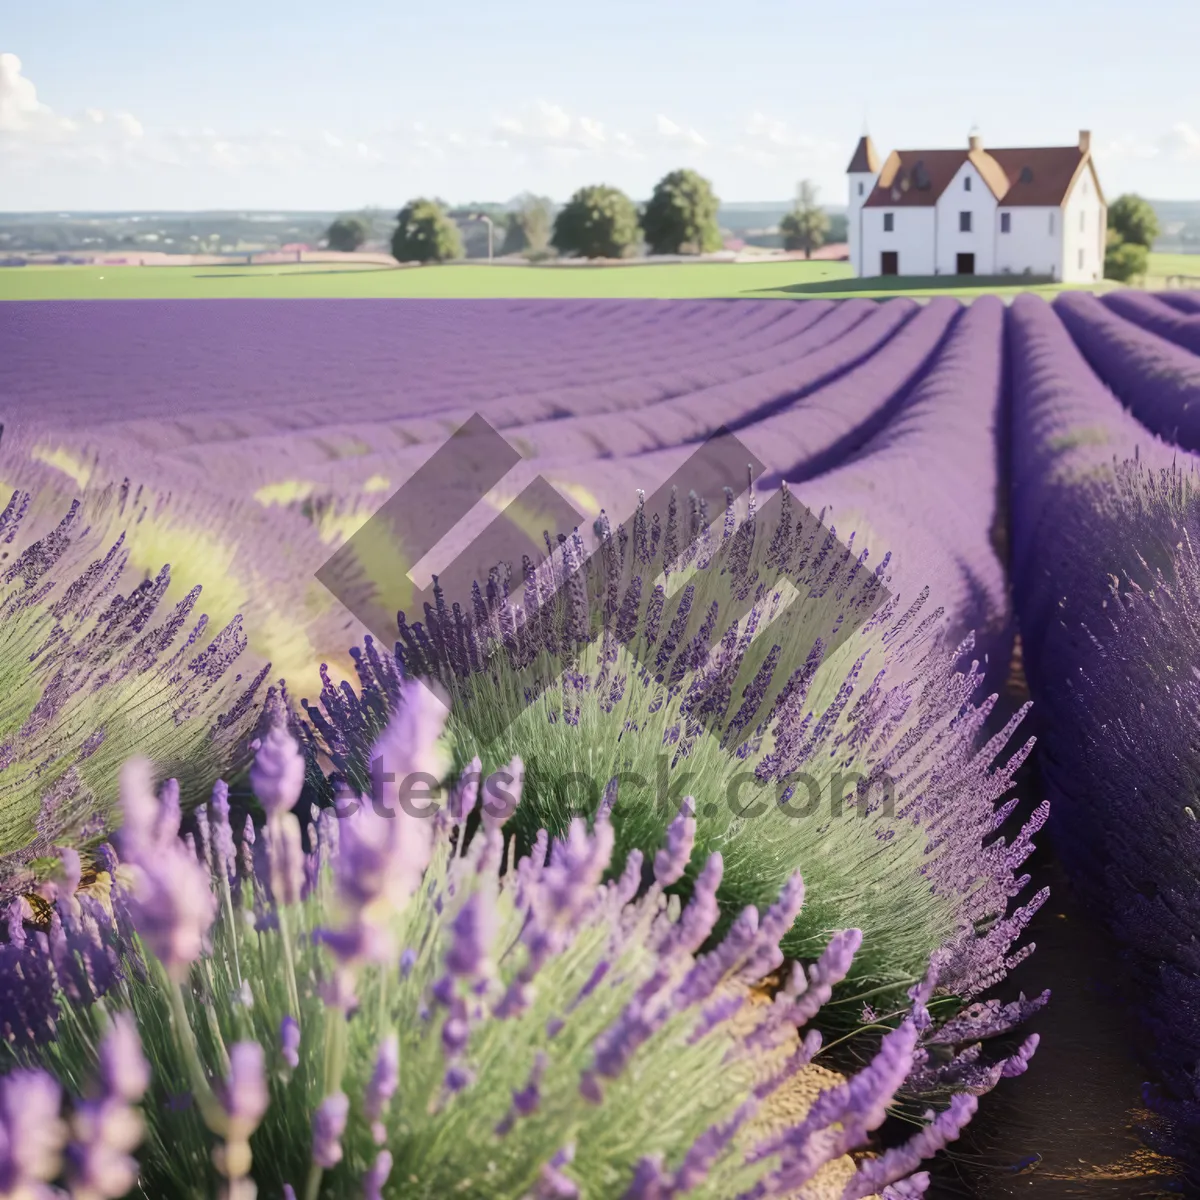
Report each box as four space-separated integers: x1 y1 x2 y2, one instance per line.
3 0 1199 211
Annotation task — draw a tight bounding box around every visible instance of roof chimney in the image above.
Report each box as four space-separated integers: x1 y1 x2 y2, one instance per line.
968 132 983 153
1079 129 1091 154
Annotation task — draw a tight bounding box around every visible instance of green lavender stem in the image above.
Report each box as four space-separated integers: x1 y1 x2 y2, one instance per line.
165 971 228 1136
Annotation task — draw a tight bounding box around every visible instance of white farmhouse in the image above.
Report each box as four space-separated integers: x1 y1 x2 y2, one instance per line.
846 131 1106 282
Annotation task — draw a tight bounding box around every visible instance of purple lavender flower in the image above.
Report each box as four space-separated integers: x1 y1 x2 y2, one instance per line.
0 1068 67 1193
443 892 497 981
221 1042 270 1143
249 721 306 820
311 1092 350 1169
653 801 696 888
279 1016 301 1071
362 1150 393 1200
531 1146 579 1200
66 1014 148 1200
364 1034 399 1145
119 760 216 982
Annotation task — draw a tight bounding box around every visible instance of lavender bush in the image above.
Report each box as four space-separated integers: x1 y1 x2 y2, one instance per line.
0 686 1001 1198
0 467 268 905
303 483 1046 1080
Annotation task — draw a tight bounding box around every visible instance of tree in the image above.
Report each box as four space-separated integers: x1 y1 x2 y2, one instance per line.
779 181 830 258
391 198 464 264
1108 194 1160 249
325 215 369 252
501 194 556 256
641 169 722 255
1105 227 1149 282
551 185 642 259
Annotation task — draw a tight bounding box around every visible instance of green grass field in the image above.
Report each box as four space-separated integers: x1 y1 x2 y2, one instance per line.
0 254 1191 301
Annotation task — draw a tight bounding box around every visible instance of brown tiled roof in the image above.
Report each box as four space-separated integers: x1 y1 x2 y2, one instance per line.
988 147 1089 206
968 149 1011 199
846 135 881 174
862 142 1095 209
863 150 969 207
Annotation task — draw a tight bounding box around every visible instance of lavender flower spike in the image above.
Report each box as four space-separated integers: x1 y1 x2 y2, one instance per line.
66 1014 149 1200
364 1035 399 1145
279 1016 301 1071
216 1041 270 1184
362 1150 393 1200
654 799 697 888
249 722 306 820
312 1092 350 1169
0 1068 68 1193
120 759 217 982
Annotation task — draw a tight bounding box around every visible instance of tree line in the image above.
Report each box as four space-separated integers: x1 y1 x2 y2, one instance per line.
323 170 837 264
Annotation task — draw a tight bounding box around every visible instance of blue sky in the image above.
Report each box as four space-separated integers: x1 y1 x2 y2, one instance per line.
3 0 1198 211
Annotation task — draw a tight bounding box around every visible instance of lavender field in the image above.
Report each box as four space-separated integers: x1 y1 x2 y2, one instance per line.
3 291 1200 1198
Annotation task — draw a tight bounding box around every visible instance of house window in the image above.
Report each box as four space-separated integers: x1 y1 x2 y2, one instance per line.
959 211 972 232
1000 212 1011 234
1049 212 1055 234
1083 180 1089 196
858 181 864 196
1079 248 1085 269
964 175 972 192
883 212 894 232
1080 210 1085 231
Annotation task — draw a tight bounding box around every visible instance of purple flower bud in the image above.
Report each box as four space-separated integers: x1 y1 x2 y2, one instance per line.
66 1015 148 1200
444 1064 473 1093
362 1149 393 1200
280 1016 301 1070
532 1146 579 1199
449 758 481 824
653 801 696 887
124 785 217 983
311 1092 349 1169
249 722 306 819
443 893 495 981
622 1154 671 1200
222 1042 269 1141
399 948 416 978
210 781 236 883
0 1068 67 1187
99 1012 149 1103
364 1034 399 1145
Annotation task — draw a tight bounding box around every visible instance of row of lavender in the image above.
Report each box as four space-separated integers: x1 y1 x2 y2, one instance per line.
1009 288 1200 1179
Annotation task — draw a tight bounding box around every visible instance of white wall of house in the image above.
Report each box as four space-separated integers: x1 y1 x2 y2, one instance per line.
994 206 1062 279
1060 164 1106 283
860 206 936 277
935 162 999 275
847 171 878 275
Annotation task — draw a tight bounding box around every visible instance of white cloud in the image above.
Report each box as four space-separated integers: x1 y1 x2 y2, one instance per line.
0 52 75 138
490 100 622 154
1101 123 1200 164
736 112 841 163
1161 122 1200 161
114 111 143 140
655 113 707 149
